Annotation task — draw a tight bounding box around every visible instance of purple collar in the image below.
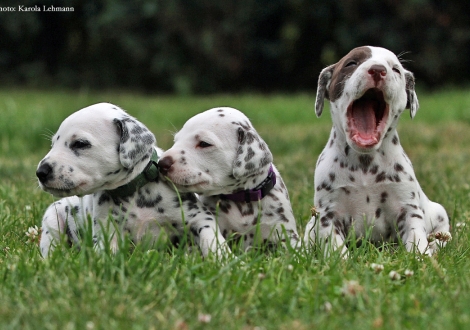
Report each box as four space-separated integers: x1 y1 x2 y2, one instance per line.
221 165 276 203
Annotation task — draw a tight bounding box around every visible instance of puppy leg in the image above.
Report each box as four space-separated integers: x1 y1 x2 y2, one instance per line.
304 212 348 257
40 197 83 258
191 219 230 258
168 192 231 258
399 207 430 255
427 202 451 255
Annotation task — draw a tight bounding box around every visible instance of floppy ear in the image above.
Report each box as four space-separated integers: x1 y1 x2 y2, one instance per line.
405 71 419 119
232 126 273 179
114 116 156 169
315 64 335 117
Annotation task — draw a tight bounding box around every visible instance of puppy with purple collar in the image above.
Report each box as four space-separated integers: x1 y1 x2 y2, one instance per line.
159 107 300 251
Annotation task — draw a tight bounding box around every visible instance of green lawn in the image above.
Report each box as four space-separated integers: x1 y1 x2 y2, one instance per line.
1 88 470 329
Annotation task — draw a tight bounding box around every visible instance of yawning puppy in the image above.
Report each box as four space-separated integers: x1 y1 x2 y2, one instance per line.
304 46 451 256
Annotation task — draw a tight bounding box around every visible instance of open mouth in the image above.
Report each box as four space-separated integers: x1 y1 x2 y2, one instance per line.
347 88 389 148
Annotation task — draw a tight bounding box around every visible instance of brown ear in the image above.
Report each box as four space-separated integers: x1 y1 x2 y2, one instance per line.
405 71 419 118
315 64 335 117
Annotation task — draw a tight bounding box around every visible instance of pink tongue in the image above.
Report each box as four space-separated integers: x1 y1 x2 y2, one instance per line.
352 100 376 136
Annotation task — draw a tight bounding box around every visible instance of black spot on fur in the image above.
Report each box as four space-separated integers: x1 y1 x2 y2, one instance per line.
136 193 162 208
392 135 399 145
244 147 255 162
329 173 335 182
98 193 111 206
376 171 386 182
358 155 373 173
394 163 404 172
380 192 388 203
375 208 381 218
369 165 379 175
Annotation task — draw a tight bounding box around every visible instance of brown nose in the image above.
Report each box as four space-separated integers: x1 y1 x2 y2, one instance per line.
158 156 174 175
368 64 387 82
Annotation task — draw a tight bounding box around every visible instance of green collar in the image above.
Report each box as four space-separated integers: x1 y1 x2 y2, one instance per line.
106 149 159 199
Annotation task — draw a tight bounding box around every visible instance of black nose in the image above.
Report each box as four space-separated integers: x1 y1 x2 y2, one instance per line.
36 163 53 183
159 156 174 175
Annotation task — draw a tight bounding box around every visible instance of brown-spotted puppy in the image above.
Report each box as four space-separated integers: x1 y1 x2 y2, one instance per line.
36 103 229 258
304 46 451 256
159 107 300 251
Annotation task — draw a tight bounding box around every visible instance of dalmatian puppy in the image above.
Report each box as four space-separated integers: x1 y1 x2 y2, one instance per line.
36 103 228 258
304 46 451 256
158 107 300 251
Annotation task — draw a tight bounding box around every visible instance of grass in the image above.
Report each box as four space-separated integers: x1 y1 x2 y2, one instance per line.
1 88 470 329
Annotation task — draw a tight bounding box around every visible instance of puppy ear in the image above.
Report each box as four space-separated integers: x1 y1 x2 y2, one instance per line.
315 64 335 117
114 116 156 169
232 126 273 179
405 71 419 119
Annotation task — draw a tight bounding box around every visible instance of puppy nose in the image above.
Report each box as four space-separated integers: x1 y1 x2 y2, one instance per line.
36 163 53 183
159 156 174 175
368 64 387 82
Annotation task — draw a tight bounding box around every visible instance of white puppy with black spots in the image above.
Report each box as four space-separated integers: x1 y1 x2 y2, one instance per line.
304 46 451 256
36 103 228 258
158 107 300 251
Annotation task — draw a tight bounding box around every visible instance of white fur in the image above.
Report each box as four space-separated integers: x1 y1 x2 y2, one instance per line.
305 46 450 256
159 107 300 250
37 103 228 258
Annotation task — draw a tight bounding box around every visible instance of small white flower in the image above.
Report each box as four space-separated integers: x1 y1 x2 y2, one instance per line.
389 270 401 281
25 205 31 211
198 313 211 323
323 301 332 313
25 225 40 244
455 222 466 228
370 263 384 273
25 226 39 238
404 269 414 277
287 264 294 272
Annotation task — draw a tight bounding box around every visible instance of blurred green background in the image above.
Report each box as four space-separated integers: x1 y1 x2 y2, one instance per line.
1 0 469 94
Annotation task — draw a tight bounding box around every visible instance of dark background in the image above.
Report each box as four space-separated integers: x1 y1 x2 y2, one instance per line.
1 0 469 94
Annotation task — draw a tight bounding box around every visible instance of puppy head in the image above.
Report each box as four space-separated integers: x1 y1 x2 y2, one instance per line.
315 46 419 153
159 107 273 195
36 103 155 197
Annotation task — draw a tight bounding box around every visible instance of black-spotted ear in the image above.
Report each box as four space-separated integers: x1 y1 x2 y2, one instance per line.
232 126 273 179
114 116 156 169
405 71 419 119
315 64 335 117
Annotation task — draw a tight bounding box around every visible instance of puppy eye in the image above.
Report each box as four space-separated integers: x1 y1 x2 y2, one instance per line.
392 67 401 74
197 141 213 148
345 60 357 67
71 140 91 149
